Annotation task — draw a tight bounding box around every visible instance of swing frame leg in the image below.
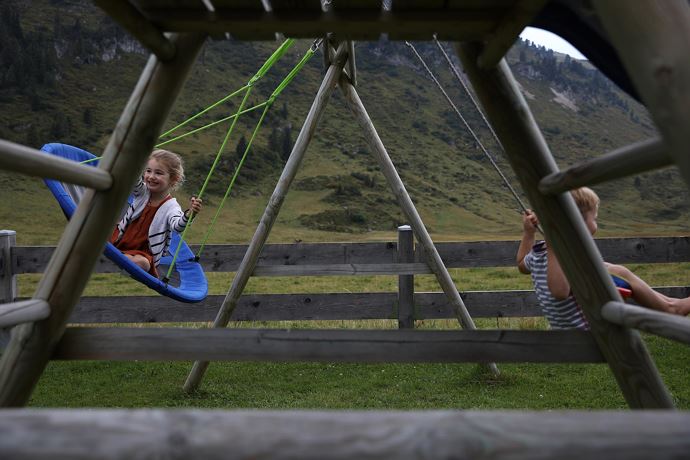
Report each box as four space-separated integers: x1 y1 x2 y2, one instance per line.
0 33 206 407
338 77 499 377
183 43 350 393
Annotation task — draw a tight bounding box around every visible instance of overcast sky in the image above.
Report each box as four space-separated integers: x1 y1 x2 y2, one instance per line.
519 27 586 60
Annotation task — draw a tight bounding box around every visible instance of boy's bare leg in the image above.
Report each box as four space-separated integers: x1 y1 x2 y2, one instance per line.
606 263 690 315
124 253 151 272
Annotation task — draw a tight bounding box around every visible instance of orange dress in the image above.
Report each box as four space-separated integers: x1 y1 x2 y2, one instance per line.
110 196 172 277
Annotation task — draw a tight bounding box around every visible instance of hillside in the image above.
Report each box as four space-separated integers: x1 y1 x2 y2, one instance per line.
1 0 688 245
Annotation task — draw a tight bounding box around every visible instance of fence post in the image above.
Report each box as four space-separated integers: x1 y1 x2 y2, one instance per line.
0 230 17 304
398 225 414 328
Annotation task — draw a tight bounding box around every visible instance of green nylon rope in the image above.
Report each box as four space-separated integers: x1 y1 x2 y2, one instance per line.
196 101 272 257
193 41 321 257
164 38 309 280
154 101 269 148
159 38 295 140
164 86 254 281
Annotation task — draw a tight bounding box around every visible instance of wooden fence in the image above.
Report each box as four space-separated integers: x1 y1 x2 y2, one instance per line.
3 229 688 325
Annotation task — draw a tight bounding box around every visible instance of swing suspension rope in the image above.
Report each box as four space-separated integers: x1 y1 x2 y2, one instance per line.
163 38 322 281
405 40 531 217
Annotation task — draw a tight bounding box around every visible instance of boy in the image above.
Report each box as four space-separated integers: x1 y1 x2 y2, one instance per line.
517 187 690 330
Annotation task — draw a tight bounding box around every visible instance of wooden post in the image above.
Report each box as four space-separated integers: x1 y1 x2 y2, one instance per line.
0 230 16 349
183 43 350 393
397 225 414 329
456 42 673 408
0 231 16 304
339 78 499 376
0 33 206 407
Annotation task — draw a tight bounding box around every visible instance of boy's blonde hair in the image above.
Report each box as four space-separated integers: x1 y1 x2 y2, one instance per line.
150 149 184 191
570 187 599 215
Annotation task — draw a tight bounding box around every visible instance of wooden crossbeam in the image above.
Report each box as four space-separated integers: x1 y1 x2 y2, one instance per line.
93 0 177 60
602 301 690 345
61 287 689 324
0 140 112 191
0 300 49 328
137 9 499 40
54 328 604 363
252 262 433 276
2 409 690 459
539 137 670 195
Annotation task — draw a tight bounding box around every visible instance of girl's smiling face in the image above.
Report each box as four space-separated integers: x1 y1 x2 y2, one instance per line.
144 158 172 195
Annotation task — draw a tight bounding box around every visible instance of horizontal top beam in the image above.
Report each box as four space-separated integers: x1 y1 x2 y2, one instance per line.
106 1 530 40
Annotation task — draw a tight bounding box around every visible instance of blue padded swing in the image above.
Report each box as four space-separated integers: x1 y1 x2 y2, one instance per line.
41 143 208 303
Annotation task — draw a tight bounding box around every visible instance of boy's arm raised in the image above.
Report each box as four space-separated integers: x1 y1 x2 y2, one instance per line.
517 210 538 274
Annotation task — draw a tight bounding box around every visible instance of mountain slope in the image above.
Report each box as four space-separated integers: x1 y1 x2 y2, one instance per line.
1 0 687 244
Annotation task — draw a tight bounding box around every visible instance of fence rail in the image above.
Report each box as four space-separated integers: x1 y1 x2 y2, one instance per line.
2 232 688 326
11 237 690 273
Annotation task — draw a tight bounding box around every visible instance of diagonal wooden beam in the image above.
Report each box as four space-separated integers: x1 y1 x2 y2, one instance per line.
592 1 690 189
182 43 350 393
0 140 112 190
338 77 499 377
456 42 674 409
0 33 206 407
539 137 670 194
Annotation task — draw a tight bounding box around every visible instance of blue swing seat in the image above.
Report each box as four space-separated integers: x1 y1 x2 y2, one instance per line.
41 143 208 303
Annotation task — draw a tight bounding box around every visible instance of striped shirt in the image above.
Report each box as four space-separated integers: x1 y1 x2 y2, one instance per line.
523 241 590 330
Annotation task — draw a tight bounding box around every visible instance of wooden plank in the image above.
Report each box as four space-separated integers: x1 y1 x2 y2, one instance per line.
184 43 351 393
477 0 548 69
0 140 112 191
93 0 177 61
252 262 432 276
54 328 604 363
2 409 690 460
0 300 50 328
12 237 690 274
0 409 688 460
0 33 207 408
457 42 674 408
602 301 690 345
398 225 415 328
539 137 671 195
592 1 690 189
139 8 497 40
0 231 16 304
61 287 687 324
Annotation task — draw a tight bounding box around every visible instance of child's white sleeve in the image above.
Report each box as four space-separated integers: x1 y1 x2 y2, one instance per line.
132 177 146 198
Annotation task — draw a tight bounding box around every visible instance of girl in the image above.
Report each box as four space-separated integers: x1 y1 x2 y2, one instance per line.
110 149 202 277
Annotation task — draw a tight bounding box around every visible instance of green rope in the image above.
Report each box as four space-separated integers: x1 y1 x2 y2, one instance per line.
163 86 253 281
159 84 250 140
159 38 294 140
195 40 322 257
154 101 269 148
196 101 272 257
163 39 299 281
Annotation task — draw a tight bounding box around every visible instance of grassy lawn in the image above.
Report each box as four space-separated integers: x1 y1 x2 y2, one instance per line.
22 263 690 410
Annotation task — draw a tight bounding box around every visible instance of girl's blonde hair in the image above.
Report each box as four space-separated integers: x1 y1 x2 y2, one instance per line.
570 187 599 215
150 149 185 191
